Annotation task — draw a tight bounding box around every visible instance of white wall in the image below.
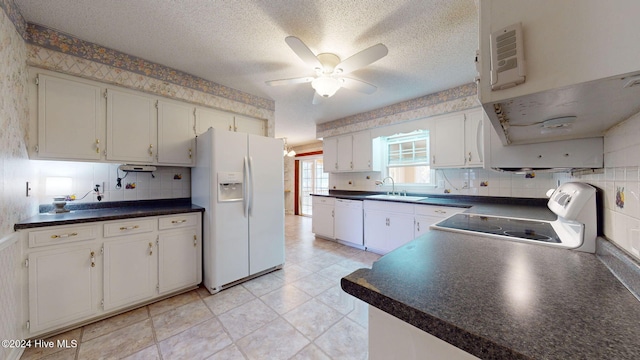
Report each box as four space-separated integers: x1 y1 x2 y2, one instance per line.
0 7 35 360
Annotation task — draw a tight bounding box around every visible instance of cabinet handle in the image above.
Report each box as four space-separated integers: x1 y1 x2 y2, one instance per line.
432 155 436 164
149 144 153 156
171 219 187 224
119 225 140 231
90 251 95 268
51 232 78 239
95 139 100 154
435 210 447 214
193 235 197 247
148 242 153 256
417 222 420 232
468 151 472 162
331 210 334 218
350 161 353 169
188 148 192 159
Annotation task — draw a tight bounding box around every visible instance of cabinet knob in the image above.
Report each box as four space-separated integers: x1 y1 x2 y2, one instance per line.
148 242 153 256
90 251 95 268
95 139 100 154
193 235 197 247
149 144 154 156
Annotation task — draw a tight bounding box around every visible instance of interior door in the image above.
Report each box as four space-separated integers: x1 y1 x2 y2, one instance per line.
247 134 285 275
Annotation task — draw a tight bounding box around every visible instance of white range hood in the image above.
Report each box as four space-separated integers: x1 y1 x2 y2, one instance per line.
482 72 640 146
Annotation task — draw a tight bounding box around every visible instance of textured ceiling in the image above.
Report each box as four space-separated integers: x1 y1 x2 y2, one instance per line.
15 0 479 145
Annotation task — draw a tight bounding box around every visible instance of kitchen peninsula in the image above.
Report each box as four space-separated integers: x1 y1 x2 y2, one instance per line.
342 230 640 359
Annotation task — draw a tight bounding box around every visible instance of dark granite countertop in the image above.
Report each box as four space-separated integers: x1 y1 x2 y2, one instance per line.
341 231 640 359
312 191 556 221
14 198 204 230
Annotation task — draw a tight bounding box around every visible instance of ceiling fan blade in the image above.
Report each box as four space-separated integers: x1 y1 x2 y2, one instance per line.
335 43 388 74
312 92 324 105
285 36 323 70
265 77 314 86
341 77 378 94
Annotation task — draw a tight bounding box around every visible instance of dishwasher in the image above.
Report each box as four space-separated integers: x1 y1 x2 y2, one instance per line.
334 199 364 247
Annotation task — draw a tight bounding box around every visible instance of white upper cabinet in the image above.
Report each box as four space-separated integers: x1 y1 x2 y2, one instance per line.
323 137 338 173
463 109 485 167
432 110 484 169
234 115 267 136
157 100 195 165
195 108 266 136
35 74 104 161
195 107 234 135
323 131 379 173
432 113 465 168
106 88 156 164
337 135 353 171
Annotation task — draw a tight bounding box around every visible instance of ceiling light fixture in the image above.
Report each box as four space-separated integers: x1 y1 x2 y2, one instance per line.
311 76 343 98
282 138 296 157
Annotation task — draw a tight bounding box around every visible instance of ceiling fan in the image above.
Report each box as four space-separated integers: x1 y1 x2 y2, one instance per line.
266 36 388 104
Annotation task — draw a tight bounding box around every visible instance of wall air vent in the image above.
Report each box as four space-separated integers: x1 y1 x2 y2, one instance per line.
490 22 526 91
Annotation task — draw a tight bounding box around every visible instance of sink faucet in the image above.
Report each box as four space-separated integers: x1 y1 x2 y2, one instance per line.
375 176 396 195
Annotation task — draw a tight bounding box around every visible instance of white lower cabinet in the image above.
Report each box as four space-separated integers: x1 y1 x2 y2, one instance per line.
22 213 202 337
312 196 335 239
369 306 480 360
414 205 465 238
27 243 100 333
158 228 199 294
364 201 415 255
103 234 158 310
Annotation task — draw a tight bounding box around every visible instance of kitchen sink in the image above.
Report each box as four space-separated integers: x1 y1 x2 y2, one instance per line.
366 194 428 202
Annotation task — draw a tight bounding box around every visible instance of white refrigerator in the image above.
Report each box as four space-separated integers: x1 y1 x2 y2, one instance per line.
192 128 285 293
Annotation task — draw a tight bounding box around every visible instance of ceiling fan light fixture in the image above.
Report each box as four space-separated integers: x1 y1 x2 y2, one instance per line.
312 76 342 98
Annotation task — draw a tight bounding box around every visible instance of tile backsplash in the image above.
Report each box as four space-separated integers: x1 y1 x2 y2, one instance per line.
560 111 640 262
32 161 191 207
331 168 556 199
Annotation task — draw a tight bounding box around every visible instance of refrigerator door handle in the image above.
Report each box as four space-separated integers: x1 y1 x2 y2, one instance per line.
248 156 254 217
243 156 249 218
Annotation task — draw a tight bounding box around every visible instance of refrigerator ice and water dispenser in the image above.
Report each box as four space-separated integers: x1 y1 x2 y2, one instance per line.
217 171 243 202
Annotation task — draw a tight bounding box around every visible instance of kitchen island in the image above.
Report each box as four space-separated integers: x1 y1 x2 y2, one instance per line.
341 230 640 359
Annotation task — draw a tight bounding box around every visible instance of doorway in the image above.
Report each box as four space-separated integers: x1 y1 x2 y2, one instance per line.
298 156 328 216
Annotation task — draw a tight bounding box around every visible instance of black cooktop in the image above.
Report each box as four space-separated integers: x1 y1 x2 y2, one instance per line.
435 214 561 243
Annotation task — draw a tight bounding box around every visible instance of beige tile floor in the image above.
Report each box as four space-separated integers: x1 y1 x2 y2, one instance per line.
21 215 380 360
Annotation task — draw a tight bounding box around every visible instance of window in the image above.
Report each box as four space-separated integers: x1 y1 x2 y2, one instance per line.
384 130 432 185
299 157 329 216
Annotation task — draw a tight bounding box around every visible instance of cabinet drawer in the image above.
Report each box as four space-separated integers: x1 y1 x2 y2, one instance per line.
103 218 155 238
29 225 98 248
159 213 199 230
364 200 414 214
414 205 464 218
313 196 335 206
